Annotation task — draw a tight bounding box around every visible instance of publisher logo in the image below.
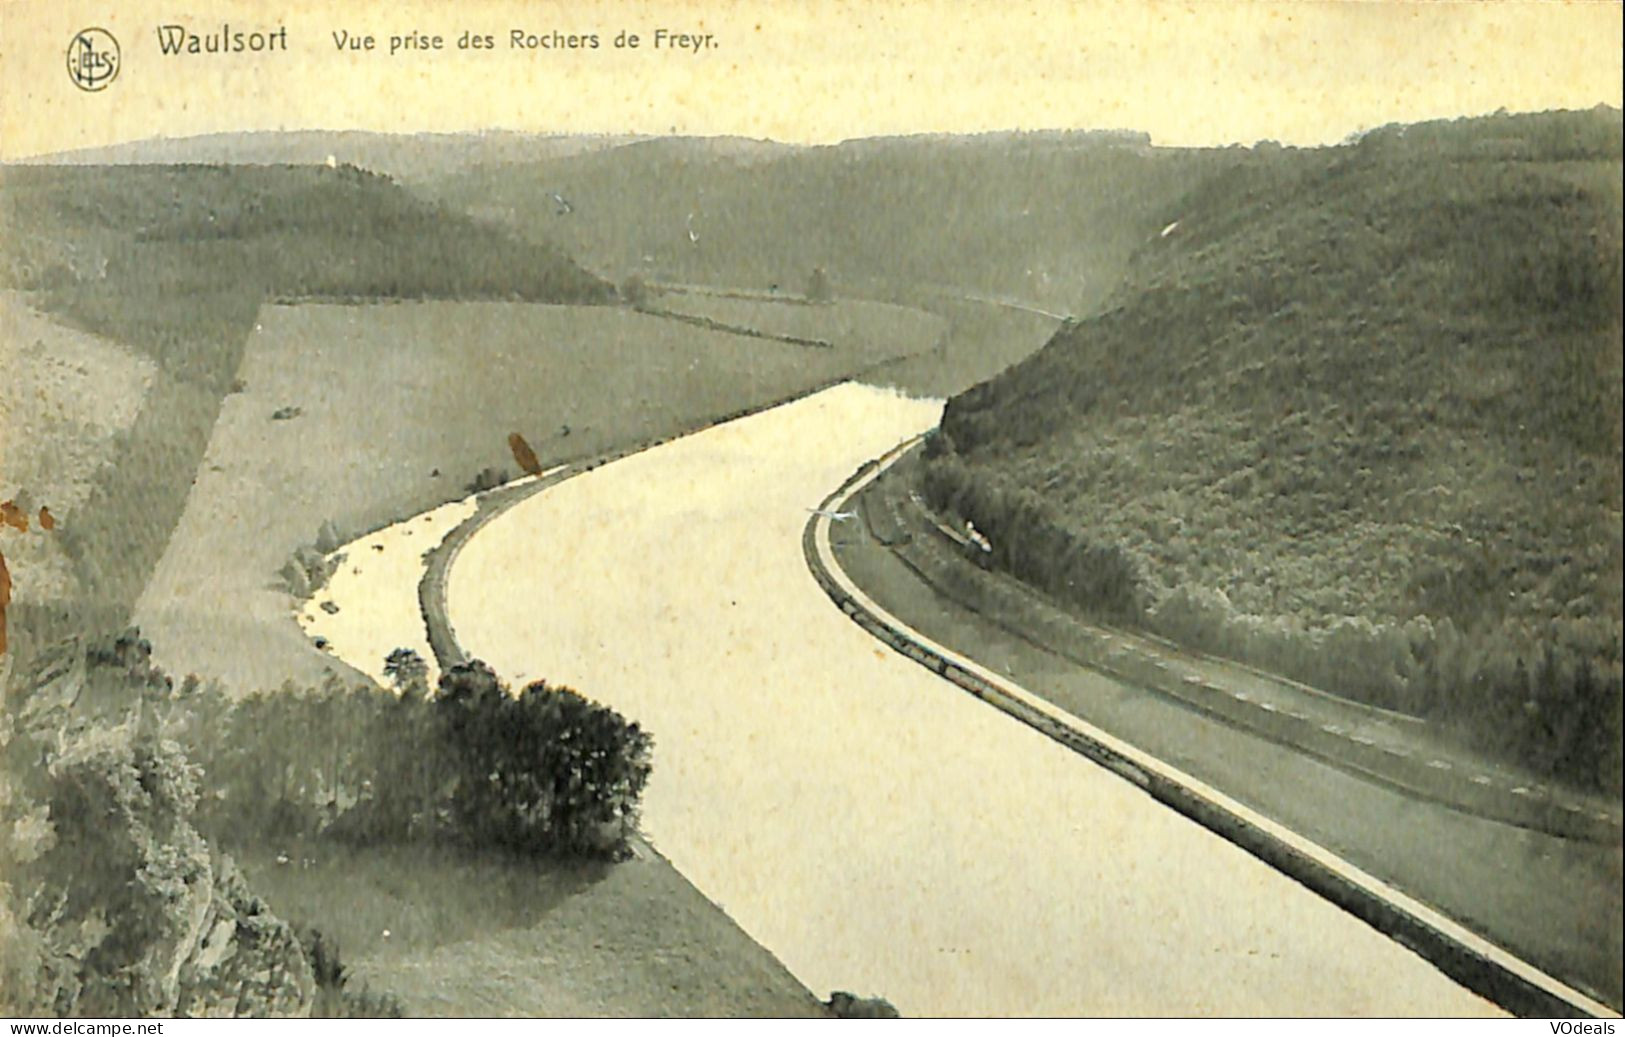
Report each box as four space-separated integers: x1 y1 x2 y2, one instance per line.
67 28 120 91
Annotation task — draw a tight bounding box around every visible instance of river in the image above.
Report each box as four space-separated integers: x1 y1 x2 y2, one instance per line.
441 382 1497 1017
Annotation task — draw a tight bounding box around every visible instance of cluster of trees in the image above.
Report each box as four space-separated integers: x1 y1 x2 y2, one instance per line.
279 521 347 599
175 650 652 859
920 453 1146 624
429 660 653 856
1415 616 1622 793
919 450 1623 794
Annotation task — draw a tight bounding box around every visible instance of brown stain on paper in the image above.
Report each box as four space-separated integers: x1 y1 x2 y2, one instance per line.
509 432 544 478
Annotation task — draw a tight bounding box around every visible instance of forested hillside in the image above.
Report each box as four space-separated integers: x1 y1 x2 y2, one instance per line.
926 108 1624 792
424 132 1240 316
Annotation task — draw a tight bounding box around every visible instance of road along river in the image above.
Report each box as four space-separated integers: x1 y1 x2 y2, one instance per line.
443 383 1498 1017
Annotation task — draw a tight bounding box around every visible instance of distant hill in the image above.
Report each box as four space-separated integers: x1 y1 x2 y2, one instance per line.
22 129 1232 319
421 132 1235 315
14 130 643 184
925 107 1624 792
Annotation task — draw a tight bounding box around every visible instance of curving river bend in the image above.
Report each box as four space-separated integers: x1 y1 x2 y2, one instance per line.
431 383 1498 1017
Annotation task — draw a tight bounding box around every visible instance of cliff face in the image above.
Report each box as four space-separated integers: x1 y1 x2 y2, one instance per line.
1 637 314 1018
168 856 315 1018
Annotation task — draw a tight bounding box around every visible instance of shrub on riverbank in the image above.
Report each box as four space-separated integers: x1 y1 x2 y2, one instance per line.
826 991 900 1018
434 661 654 857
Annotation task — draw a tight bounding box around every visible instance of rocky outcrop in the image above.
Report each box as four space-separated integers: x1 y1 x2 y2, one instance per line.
170 857 315 1018
826 991 900 1018
2 633 315 1018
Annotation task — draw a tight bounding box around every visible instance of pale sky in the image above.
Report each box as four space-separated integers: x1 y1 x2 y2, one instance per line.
2 0 1622 159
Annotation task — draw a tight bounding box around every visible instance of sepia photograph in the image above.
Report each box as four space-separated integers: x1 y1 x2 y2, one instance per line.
0 0 1621 1021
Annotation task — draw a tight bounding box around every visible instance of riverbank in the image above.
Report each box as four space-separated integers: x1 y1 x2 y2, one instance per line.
289 393 894 1017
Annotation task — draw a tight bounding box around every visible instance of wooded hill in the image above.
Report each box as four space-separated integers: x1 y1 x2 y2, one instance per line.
927 108 1624 793
422 132 1240 316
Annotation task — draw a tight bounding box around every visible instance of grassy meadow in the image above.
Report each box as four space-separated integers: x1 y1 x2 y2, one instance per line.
236 839 826 1017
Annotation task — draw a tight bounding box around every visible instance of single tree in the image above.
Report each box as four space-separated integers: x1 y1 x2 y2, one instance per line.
382 648 430 698
620 273 649 308
806 266 833 304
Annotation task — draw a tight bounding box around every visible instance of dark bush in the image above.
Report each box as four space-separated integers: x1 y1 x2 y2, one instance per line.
826 991 901 1018
303 928 404 1019
382 647 430 697
620 273 650 307
464 466 510 495
436 662 653 858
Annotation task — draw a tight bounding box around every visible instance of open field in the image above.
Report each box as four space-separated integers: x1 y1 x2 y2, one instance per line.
133 299 943 694
235 839 825 1017
0 162 609 671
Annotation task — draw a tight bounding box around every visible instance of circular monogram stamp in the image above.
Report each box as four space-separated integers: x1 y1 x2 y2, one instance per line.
67 28 120 92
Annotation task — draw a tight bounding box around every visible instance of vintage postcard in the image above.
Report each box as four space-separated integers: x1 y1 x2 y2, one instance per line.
1 0 1621 1021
